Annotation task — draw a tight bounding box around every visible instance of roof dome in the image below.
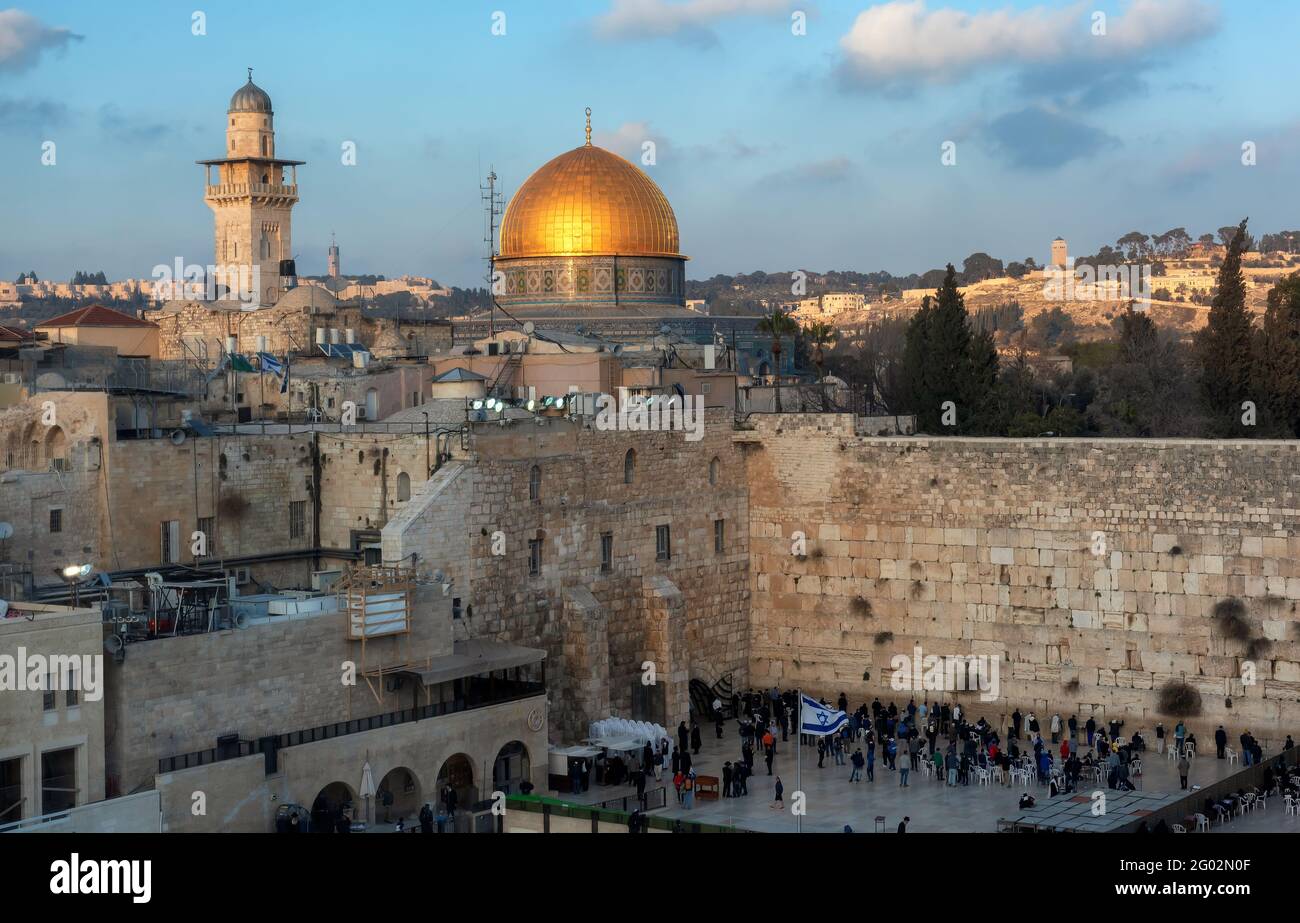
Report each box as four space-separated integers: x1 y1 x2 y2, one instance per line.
499 136 681 260
230 76 272 113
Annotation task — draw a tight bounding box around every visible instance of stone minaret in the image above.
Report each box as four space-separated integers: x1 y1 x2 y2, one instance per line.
328 232 340 278
198 70 304 306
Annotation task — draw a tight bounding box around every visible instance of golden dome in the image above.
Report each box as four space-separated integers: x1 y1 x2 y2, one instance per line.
499 141 682 260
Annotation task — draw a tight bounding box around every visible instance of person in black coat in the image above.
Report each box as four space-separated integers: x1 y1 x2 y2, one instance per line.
418 803 434 834
1215 725 1228 759
722 761 733 798
690 722 702 755
677 721 689 753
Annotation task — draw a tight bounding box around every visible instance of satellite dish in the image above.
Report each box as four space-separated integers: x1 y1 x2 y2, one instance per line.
104 634 124 654
522 321 535 335
612 344 624 357
0 522 12 540
170 429 187 445
659 324 671 335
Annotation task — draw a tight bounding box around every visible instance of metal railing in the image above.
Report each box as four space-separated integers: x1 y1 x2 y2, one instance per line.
158 679 545 776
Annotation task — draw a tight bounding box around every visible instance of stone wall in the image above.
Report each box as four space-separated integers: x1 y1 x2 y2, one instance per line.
746 414 1300 746
105 587 450 794
394 409 751 742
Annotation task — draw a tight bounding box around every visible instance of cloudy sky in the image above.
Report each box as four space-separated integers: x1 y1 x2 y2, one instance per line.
2 0 1298 286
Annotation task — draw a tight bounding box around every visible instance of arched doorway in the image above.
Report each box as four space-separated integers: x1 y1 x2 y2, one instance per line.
492 741 530 795
435 754 476 814
44 426 67 470
376 766 421 825
310 781 356 833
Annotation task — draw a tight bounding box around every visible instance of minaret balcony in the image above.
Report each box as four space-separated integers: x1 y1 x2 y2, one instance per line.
205 182 299 205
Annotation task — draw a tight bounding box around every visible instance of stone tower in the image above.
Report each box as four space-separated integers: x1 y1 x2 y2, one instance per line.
1051 237 1068 268
327 232 340 278
198 70 304 307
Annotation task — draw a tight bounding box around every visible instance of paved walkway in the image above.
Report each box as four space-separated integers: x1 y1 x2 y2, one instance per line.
552 727 1268 832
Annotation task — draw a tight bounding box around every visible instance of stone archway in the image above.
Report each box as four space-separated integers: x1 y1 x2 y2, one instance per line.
310 780 356 834
375 766 421 826
492 741 530 795
435 753 476 813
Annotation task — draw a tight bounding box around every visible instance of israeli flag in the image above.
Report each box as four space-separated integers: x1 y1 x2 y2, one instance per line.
800 693 847 737
258 352 285 377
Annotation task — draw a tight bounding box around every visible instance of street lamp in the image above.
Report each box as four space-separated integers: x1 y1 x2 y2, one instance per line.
61 563 93 607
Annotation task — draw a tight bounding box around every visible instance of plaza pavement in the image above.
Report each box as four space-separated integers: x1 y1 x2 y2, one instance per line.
551 724 1295 833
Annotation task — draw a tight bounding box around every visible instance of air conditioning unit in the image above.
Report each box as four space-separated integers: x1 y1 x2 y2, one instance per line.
355 407 368 420
1 372 20 384
226 567 252 586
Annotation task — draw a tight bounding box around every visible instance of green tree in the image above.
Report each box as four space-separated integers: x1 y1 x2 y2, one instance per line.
1255 272 1300 436
903 265 1000 433
756 308 799 412
1196 219 1256 434
803 321 838 411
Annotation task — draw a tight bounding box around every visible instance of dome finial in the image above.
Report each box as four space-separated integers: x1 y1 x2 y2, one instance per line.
585 107 592 146
247 66 253 83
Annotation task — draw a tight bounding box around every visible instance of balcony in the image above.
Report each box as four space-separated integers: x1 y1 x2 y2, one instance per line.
204 182 299 205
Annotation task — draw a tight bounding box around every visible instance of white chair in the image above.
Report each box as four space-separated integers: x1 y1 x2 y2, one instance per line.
1254 792 1266 812
977 768 992 787
992 766 1004 784
1130 758 1142 776
1285 795 1298 816
1225 746 1237 766
1194 813 1209 832
1185 742 1196 760
1171 823 1187 833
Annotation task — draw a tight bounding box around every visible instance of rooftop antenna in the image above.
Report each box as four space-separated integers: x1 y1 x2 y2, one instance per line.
481 167 504 337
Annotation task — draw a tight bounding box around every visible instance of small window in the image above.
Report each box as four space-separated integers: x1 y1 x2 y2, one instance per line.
49 508 62 533
529 465 541 502
528 538 542 576
452 597 462 620
43 672 55 712
600 532 613 573
656 524 671 562
65 666 78 708
161 520 180 564
709 457 720 486
397 472 411 502
714 519 725 554
623 448 636 485
289 501 306 540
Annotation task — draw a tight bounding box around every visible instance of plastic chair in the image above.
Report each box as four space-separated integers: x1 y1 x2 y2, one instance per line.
1225 746 1237 766
1194 813 1209 832
1171 823 1186 833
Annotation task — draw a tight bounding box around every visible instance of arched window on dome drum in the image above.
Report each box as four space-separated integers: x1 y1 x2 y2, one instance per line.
624 448 636 485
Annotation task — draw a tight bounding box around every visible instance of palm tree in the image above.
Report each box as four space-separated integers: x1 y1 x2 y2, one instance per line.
803 321 838 411
756 309 799 412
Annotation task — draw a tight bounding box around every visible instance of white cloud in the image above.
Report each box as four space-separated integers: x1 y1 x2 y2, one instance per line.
0 9 82 74
593 120 665 162
838 0 1218 87
594 0 793 42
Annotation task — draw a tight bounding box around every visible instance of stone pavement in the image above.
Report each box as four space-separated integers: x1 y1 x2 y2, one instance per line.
553 726 1285 832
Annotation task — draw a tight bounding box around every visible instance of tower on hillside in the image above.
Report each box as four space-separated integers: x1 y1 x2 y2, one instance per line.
197 69 304 306
328 232 340 278
1051 237 1068 268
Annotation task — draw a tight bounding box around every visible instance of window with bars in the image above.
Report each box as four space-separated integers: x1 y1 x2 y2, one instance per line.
529 538 542 576
197 517 214 558
656 524 671 562
49 508 62 534
601 532 613 573
714 518 725 554
289 500 306 540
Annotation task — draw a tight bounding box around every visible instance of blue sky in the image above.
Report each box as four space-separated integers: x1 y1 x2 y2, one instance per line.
2 0 1298 287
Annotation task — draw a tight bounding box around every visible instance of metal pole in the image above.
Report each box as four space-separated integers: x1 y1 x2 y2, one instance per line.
796 688 801 833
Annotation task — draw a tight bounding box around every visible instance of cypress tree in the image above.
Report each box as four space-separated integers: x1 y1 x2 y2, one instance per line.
1196 218 1256 434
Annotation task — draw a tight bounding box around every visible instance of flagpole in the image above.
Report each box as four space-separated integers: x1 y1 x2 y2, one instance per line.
796 687 801 833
